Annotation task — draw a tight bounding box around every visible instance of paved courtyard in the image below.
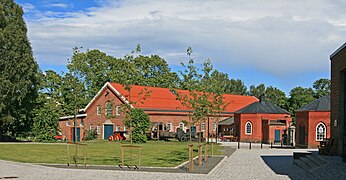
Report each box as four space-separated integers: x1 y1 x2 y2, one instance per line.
0 142 345 180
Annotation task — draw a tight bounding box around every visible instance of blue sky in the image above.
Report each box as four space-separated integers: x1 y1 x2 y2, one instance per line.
16 0 345 95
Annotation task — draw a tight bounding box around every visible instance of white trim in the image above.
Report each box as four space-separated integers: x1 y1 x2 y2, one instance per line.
166 123 172 132
81 82 134 112
96 125 101 135
59 114 87 120
201 123 206 131
316 122 326 141
116 105 121 116
245 121 252 135
97 106 101 115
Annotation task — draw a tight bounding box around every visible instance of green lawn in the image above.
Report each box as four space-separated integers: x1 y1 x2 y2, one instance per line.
0 141 222 167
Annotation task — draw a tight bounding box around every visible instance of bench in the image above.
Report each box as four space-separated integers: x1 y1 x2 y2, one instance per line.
318 138 336 155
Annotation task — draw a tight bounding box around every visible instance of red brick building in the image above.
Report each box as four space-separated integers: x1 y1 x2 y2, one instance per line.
59 82 258 141
295 96 330 148
234 96 292 143
330 42 346 160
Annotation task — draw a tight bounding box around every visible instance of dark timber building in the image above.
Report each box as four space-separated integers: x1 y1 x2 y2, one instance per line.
330 42 346 161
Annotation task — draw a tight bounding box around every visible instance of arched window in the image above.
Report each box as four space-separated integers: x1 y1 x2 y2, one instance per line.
245 121 252 135
105 101 113 115
316 122 326 141
179 122 184 130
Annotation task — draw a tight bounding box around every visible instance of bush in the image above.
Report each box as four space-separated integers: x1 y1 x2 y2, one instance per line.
84 129 97 141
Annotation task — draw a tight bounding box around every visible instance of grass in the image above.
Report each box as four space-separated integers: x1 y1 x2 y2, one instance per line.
0 141 223 167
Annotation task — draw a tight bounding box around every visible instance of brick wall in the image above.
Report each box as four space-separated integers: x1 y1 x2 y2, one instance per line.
331 45 346 156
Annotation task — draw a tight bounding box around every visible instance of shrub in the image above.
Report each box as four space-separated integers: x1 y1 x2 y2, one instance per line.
124 108 150 143
84 129 98 141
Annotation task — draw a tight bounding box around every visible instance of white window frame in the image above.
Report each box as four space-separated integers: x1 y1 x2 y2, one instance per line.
179 122 184 130
316 122 326 141
66 122 71 126
116 105 121 116
201 123 206 131
116 125 121 132
105 101 113 116
166 123 172 132
212 123 216 131
97 105 101 115
96 126 101 135
245 121 252 135
90 124 94 130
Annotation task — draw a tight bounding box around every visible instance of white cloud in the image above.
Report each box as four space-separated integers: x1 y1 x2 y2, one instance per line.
49 3 69 8
23 0 346 76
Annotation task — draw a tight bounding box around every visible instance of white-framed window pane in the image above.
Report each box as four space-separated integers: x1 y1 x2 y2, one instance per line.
96 126 101 134
90 124 94 130
105 102 113 115
116 125 121 132
179 122 184 130
97 106 101 115
167 123 172 131
116 106 121 116
316 123 326 141
246 122 252 135
212 123 216 131
201 123 205 131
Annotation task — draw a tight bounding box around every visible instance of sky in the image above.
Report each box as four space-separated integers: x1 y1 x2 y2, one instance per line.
15 0 346 94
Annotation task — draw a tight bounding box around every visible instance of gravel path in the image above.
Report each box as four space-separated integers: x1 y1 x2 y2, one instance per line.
1 143 345 180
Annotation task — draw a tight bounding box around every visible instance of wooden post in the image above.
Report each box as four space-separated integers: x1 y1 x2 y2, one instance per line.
67 143 70 166
211 143 214 157
204 143 208 161
198 145 202 166
249 142 251 150
270 142 273 149
281 141 283 148
138 146 141 170
122 146 124 168
261 142 263 149
84 145 87 167
238 141 240 149
188 144 194 172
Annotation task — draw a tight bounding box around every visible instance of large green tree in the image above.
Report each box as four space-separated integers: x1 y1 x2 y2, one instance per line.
0 0 40 137
287 86 315 114
265 86 287 108
313 78 330 98
249 84 266 98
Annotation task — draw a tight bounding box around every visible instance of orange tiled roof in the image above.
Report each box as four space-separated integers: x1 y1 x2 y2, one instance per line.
110 83 258 112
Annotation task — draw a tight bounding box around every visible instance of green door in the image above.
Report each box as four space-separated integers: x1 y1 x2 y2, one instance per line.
104 124 114 139
274 130 281 142
72 127 80 142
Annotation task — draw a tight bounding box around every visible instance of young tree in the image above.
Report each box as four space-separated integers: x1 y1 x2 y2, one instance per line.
124 108 150 143
0 0 40 137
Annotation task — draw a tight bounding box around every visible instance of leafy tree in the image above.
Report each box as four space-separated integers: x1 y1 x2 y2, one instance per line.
287 86 315 114
249 84 266 98
265 86 287 108
229 79 248 95
124 108 150 143
32 95 62 141
313 78 330 98
0 0 40 137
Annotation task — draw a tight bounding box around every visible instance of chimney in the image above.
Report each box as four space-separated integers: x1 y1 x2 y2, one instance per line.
259 94 265 103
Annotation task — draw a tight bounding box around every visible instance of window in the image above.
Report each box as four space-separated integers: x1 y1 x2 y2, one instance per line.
105 101 113 116
96 126 101 135
116 125 121 132
179 122 184 130
97 105 101 115
166 123 172 131
90 124 94 130
245 121 252 135
316 123 326 141
124 126 127 131
201 123 206 131
66 122 71 126
116 106 121 116
212 123 216 131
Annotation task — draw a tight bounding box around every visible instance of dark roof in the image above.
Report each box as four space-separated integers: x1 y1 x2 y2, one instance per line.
296 96 330 112
235 100 290 114
330 42 346 59
218 117 234 125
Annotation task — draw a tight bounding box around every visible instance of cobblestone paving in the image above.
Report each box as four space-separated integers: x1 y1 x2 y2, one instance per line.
1 143 345 180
